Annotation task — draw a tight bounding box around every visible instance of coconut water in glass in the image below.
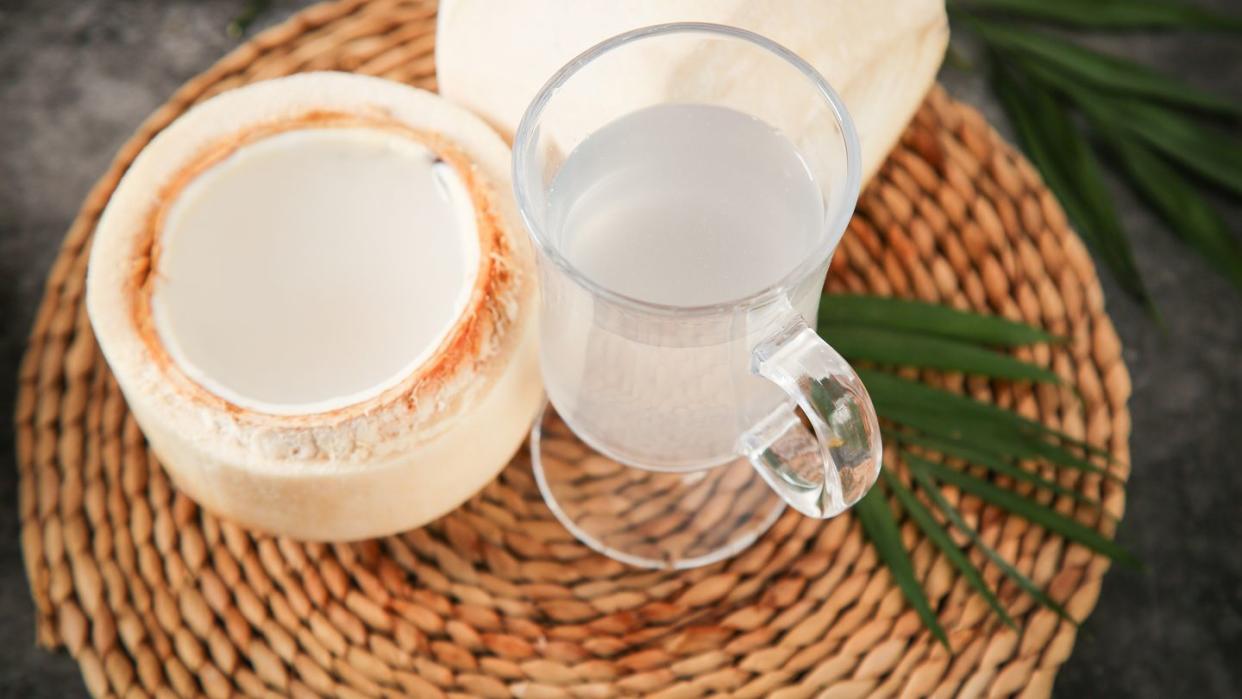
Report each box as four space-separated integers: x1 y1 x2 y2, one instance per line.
514 23 883 569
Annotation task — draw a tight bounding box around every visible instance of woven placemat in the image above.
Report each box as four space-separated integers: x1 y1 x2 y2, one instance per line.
14 1 1131 697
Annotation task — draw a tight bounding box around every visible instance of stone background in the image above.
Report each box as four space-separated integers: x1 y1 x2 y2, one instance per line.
2 1 1239 696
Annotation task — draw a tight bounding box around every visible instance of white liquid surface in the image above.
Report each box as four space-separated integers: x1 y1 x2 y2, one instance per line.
540 104 828 468
552 104 823 306
151 128 479 414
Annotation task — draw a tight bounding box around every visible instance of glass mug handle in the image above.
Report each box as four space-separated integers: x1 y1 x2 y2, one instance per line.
738 301 883 518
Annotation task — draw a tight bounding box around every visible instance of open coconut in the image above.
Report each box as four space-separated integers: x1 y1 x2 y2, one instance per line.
86 72 542 541
436 0 948 184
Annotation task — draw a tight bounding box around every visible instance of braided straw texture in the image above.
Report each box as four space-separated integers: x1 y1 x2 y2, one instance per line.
14 1 1131 697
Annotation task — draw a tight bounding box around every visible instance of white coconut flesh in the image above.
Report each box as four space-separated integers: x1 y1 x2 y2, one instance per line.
150 127 481 415
435 0 949 184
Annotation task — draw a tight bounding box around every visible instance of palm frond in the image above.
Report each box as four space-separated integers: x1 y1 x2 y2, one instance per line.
823 294 1133 633
885 470 1017 629
949 1 1242 299
854 483 951 647
954 0 1242 32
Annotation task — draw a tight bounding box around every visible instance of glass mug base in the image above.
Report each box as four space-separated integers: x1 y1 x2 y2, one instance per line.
531 403 786 570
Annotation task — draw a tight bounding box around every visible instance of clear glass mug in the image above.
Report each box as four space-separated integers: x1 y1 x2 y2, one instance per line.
514 23 882 569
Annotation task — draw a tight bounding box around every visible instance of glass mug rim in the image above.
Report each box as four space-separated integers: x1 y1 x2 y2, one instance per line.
512 21 863 318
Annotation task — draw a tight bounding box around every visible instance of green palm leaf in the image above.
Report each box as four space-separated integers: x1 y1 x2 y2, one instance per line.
1097 97 1242 199
1100 129 1242 289
1018 58 1242 199
885 428 1100 506
876 403 1112 479
953 0 1242 31
961 10 1242 298
823 326 1060 383
884 470 1018 628
909 454 1139 567
990 62 1152 307
972 19 1242 115
909 466 1075 622
858 369 1112 462
819 295 1131 637
819 295 1060 346
227 0 273 37
854 484 951 648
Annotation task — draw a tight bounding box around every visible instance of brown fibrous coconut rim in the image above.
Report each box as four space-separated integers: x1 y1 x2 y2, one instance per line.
125 110 515 427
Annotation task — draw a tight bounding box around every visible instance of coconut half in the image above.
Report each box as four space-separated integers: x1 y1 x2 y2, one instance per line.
435 0 949 184
86 72 542 541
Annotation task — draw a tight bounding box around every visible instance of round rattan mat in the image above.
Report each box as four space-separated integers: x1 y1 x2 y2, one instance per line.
15 1 1131 697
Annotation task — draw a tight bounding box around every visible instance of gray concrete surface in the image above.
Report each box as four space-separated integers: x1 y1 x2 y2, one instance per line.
2 1 1240 696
